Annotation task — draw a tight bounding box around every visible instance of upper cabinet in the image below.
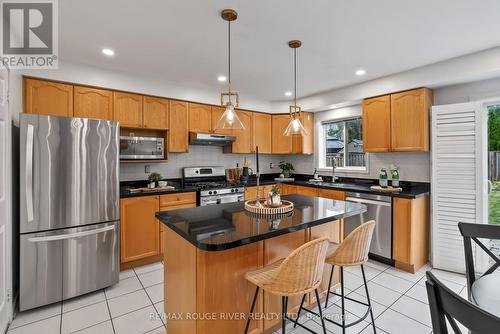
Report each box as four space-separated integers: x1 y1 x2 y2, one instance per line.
391 88 432 152
74 86 113 120
211 106 232 135
188 103 212 132
24 78 73 117
143 96 169 130
252 112 272 154
169 100 189 152
362 88 432 153
114 92 143 128
362 95 391 152
292 112 314 154
230 110 253 153
271 115 293 154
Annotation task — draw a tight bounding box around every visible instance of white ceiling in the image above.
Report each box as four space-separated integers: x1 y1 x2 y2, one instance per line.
60 0 500 103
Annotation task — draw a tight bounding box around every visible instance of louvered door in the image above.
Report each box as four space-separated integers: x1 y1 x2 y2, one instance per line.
431 102 486 273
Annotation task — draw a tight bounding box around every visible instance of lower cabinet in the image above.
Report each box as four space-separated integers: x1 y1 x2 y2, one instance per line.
120 192 196 266
393 195 430 273
244 184 275 200
120 196 160 263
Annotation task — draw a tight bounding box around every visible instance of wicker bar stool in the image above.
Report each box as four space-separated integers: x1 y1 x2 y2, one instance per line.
296 220 376 333
243 237 330 334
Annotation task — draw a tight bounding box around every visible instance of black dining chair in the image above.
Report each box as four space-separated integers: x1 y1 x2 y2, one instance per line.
426 271 500 333
458 222 500 299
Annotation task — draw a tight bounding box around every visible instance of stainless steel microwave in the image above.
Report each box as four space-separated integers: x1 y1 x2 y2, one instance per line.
120 136 164 160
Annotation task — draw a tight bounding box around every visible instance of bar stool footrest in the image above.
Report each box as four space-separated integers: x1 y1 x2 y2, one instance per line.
329 291 370 307
284 314 320 334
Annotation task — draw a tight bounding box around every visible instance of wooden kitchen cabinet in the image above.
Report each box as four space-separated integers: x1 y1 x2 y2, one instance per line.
393 195 430 273
143 96 169 130
211 106 232 135
362 95 391 152
159 192 196 256
271 115 293 154
252 112 272 154
292 112 315 154
114 92 143 128
169 100 189 152
318 188 345 200
24 78 73 117
189 103 212 132
281 184 297 195
225 110 253 153
391 88 432 152
296 185 319 197
159 192 196 208
244 184 276 200
73 86 113 120
120 196 160 263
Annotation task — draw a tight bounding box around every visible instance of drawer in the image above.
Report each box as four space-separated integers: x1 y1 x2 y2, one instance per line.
159 192 196 207
159 202 197 212
318 189 345 201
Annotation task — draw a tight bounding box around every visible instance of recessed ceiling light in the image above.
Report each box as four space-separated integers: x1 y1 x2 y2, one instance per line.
102 48 115 56
330 105 337 109
284 91 292 96
355 69 366 76
217 75 227 82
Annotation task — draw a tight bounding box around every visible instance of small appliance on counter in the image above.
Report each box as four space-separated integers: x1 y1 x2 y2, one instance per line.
120 133 164 160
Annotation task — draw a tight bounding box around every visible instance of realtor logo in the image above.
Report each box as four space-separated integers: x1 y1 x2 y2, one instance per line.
1 0 58 69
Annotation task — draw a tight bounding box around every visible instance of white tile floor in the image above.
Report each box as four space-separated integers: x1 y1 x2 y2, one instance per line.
6 259 468 334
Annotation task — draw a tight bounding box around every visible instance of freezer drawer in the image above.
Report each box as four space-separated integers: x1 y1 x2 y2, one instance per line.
20 222 119 311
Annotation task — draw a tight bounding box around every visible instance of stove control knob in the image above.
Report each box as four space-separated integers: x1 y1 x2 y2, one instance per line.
209 191 212 195
213 191 217 195
231 189 235 193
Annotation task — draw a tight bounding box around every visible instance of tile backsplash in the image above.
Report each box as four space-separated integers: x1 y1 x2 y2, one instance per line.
120 145 430 183
120 145 301 181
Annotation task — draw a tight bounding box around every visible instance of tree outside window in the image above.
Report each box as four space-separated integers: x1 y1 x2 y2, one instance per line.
324 117 365 168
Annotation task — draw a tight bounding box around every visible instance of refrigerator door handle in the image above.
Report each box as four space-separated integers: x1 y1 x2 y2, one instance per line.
27 225 115 243
26 124 34 223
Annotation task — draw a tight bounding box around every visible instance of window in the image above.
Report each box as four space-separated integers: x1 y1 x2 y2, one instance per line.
322 117 366 169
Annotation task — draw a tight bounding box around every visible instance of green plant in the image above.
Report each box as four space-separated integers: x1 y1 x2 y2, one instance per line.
271 184 281 195
148 172 162 183
278 161 295 173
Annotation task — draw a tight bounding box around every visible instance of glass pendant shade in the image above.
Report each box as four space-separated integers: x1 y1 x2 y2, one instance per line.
284 115 308 136
216 102 245 130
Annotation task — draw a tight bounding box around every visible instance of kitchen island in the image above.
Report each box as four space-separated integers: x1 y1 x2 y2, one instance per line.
156 194 366 334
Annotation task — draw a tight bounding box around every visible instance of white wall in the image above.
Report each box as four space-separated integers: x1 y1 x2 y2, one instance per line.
434 76 500 105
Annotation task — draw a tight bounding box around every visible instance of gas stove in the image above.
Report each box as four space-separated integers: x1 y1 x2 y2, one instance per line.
183 167 245 206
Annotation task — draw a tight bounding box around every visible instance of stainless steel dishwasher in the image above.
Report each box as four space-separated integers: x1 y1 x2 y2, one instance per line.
344 192 392 263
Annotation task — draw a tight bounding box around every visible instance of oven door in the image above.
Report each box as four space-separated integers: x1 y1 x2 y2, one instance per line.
120 136 164 160
200 193 244 206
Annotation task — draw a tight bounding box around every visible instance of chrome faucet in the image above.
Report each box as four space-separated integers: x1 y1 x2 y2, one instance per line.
331 159 338 183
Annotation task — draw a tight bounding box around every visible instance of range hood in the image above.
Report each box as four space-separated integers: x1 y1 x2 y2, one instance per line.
189 132 236 146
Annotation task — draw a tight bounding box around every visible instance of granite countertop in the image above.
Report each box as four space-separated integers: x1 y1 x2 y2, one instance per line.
156 194 366 251
120 179 197 198
243 174 430 199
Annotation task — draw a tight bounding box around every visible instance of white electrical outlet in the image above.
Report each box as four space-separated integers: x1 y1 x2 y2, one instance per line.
269 162 274 169
145 165 151 174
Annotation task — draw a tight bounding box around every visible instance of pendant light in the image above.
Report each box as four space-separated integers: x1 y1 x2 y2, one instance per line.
216 9 245 130
284 40 308 136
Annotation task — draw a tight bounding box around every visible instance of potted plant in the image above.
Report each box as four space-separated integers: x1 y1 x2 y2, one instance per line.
267 183 282 207
278 161 295 178
148 172 162 188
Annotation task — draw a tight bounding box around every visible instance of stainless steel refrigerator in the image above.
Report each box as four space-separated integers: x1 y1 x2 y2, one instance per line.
19 114 120 311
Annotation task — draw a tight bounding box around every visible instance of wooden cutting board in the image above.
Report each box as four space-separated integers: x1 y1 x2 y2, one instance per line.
128 186 175 193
